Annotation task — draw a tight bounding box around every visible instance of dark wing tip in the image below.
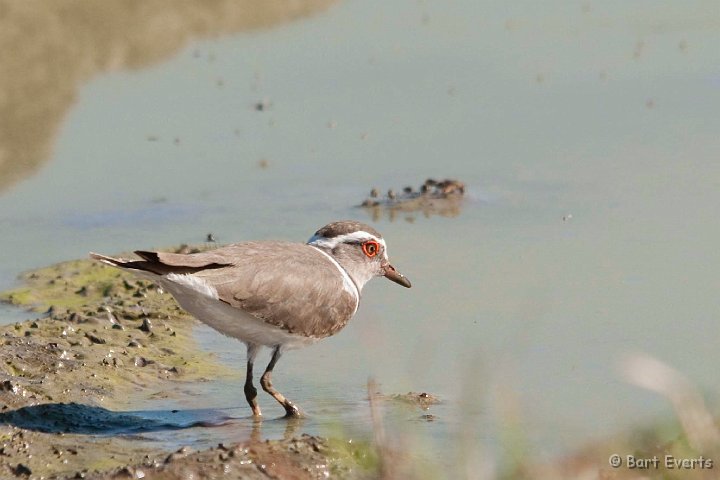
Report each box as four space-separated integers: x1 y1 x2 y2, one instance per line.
134 250 159 262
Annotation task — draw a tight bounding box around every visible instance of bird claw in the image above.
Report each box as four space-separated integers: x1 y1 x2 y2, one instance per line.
283 404 302 418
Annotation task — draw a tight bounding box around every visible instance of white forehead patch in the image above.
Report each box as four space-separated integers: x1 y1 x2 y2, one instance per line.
307 230 388 257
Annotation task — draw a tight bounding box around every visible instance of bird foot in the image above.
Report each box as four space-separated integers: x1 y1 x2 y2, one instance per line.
283 403 302 418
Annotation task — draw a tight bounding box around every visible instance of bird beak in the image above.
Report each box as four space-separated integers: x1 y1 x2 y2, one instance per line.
382 263 411 288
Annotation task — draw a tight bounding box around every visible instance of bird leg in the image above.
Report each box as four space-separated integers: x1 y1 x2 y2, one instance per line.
244 344 261 417
260 346 301 417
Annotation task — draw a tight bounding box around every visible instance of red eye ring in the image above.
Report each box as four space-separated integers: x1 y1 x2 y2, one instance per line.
362 240 379 257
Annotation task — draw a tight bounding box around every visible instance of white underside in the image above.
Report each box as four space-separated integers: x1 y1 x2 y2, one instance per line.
133 270 317 350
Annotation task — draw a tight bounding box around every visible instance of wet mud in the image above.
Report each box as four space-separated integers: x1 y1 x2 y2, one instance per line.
0 256 375 479
91 434 376 480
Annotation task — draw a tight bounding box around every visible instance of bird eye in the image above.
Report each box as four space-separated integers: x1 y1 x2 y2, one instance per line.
362 241 379 257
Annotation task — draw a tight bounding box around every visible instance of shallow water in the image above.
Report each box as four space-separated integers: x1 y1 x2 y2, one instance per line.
1 0 720 471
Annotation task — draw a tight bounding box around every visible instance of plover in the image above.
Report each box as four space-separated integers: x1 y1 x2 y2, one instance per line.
90 221 411 417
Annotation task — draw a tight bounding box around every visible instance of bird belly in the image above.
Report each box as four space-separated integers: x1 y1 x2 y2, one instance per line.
159 276 317 349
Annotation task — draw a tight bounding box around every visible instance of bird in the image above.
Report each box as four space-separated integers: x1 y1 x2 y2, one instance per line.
90 220 411 417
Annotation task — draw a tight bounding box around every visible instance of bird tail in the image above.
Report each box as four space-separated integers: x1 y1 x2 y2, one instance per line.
89 252 127 268
90 251 226 276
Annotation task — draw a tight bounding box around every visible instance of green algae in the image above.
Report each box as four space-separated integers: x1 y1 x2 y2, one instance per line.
1 259 125 312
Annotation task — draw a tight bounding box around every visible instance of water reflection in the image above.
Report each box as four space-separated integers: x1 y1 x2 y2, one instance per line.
0 0 335 193
249 416 304 443
359 178 466 222
0 402 238 435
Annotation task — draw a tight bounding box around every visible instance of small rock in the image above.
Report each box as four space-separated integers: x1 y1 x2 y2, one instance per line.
165 446 190 463
13 463 31 476
0 380 17 394
106 309 123 329
84 332 106 345
114 467 134 478
139 318 152 333
158 364 180 374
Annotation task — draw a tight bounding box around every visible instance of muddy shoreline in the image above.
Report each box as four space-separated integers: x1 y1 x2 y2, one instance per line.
0 256 376 479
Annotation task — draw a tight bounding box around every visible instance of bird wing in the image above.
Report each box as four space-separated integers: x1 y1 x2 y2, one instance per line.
137 242 358 338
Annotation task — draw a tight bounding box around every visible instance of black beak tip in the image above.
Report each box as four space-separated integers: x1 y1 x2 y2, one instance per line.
383 264 412 288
